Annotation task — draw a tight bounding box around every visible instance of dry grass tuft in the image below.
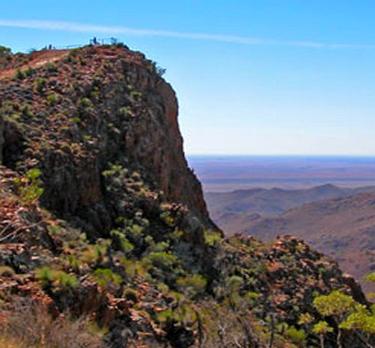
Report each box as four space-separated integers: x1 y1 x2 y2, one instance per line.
0 300 104 348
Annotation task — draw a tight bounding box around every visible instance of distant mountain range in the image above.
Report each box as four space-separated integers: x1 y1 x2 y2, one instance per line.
189 155 375 192
206 184 375 232
206 185 375 291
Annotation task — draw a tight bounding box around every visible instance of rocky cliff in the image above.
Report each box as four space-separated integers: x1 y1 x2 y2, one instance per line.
0 45 212 233
0 44 373 348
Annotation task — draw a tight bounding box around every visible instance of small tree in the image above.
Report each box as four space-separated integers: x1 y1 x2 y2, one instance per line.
313 291 356 348
312 321 333 348
340 304 375 347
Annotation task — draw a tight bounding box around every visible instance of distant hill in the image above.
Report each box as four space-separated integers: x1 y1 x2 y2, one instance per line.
244 192 375 292
206 184 375 234
206 185 375 292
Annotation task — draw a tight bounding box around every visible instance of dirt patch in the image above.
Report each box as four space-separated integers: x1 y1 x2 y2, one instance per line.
0 50 69 80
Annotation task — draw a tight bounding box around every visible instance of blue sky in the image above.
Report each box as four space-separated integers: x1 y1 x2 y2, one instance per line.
1 1 375 155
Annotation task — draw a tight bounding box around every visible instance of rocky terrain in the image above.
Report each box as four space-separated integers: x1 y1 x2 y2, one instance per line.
0 43 374 347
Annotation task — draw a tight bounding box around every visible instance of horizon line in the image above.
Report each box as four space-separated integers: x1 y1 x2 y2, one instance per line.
187 154 375 157
1 19 375 50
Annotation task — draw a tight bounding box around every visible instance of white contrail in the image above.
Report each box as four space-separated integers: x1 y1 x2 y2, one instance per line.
0 19 374 49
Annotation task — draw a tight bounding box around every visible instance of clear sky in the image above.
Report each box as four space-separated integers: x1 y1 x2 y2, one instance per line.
1 1 375 155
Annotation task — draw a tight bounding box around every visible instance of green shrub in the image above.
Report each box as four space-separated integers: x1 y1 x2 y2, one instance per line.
176 274 207 297
66 255 81 273
285 326 306 346
110 229 134 254
24 67 35 77
114 223 146 251
35 78 47 93
93 268 122 288
313 290 356 317
47 225 62 236
226 275 244 291
156 304 197 326
340 304 375 335
244 291 260 305
79 97 93 109
21 105 34 118
15 69 25 80
123 288 138 303
365 272 375 283
83 134 93 142
80 240 110 265
204 230 222 247
148 241 169 253
312 321 333 335
160 211 175 227
47 93 59 106
45 62 58 73
156 308 174 323
312 320 333 347
119 257 149 278
130 90 142 101
13 168 44 205
118 106 132 118
36 267 78 289
57 272 78 288
36 266 54 287
298 312 314 325
70 117 81 124
145 251 178 271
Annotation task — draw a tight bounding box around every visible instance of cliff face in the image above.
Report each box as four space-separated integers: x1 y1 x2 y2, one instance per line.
0 44 373 348
0 45 212 233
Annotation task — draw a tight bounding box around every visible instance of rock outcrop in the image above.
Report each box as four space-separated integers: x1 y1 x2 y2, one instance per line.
0 45 213 234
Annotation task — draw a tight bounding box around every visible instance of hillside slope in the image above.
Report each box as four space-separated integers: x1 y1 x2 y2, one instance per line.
0 44 373 347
